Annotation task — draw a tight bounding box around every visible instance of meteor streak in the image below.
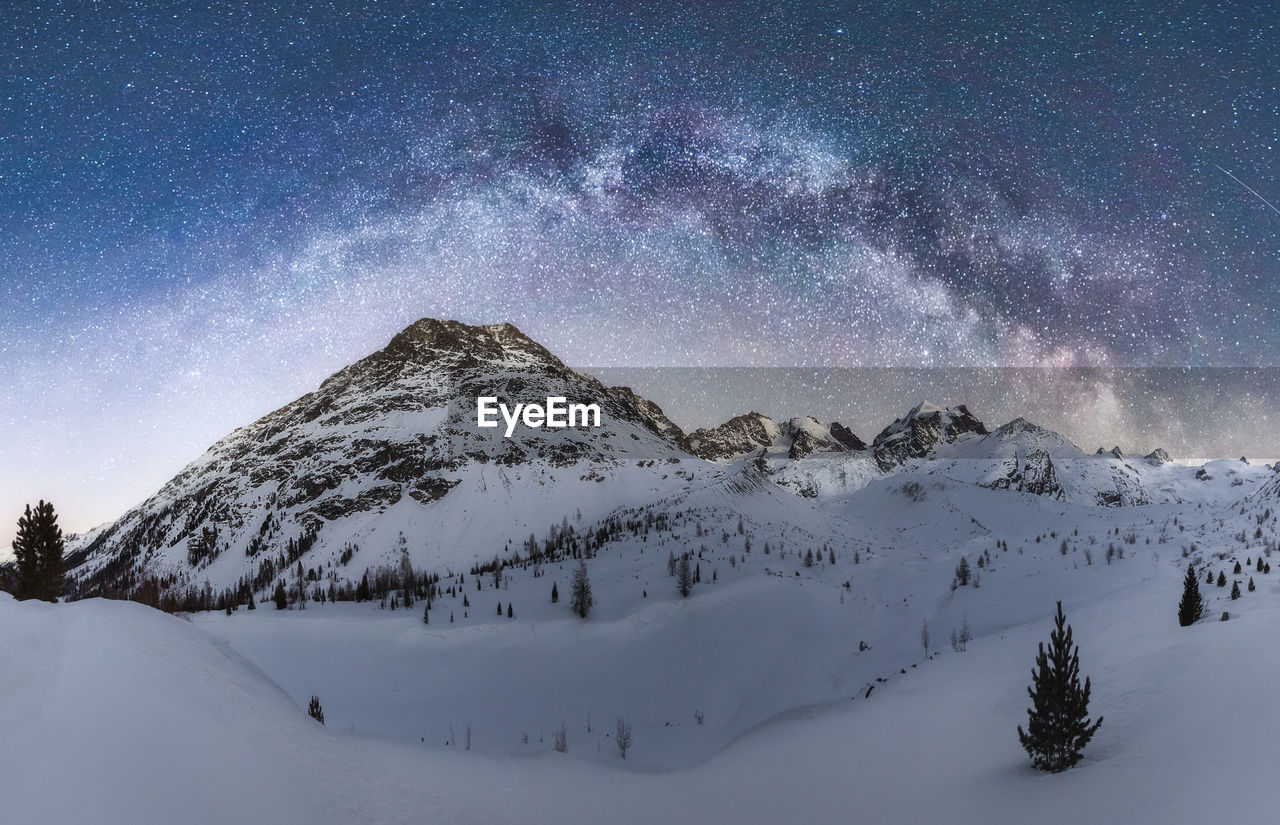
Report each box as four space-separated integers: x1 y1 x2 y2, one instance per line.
1216 164 1280 217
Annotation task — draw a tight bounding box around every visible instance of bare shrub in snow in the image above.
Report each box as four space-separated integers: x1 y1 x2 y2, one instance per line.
615 717 632 759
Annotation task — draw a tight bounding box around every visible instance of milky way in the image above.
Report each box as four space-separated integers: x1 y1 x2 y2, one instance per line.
1 1 1277 538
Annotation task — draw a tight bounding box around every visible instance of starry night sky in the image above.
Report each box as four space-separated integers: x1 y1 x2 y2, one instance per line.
2 1 1278 539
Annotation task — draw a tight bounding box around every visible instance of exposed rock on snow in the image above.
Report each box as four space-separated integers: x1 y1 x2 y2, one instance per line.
870 402 988 470
684 413 865 463
684 412 781 462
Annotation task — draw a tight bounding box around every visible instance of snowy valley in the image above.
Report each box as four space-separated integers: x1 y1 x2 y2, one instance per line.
5 319 1280 824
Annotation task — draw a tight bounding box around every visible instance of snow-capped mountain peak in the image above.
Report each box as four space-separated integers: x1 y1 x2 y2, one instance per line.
978 417 1085 457
870 402 988 470
64 318 695 598
683 412 781 462
684 413 866 463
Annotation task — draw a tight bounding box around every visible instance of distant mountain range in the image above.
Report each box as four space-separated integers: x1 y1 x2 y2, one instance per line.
60 318 1279 600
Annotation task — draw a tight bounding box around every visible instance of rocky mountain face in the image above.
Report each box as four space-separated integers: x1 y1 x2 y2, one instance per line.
974 419 1073 500
683 412 782 462
66 319 694 596
984 448 1065 499
792 418 868 458
609 385 688 443
684 414 866 463
870 402 989 470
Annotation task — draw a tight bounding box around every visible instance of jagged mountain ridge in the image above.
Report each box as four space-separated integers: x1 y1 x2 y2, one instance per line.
684 413 866 463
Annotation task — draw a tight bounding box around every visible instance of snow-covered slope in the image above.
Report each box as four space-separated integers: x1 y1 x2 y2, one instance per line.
922 418 1273 507
1246 464 1280 505
0 592 345 824
66 319 706 597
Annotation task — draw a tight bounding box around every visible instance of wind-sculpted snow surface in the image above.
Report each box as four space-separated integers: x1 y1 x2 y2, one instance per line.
0 593 340 824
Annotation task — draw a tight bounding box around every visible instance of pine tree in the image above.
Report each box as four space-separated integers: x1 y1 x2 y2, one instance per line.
308 695 325 725
551 581 559 603
569 560 593 619
1178 564 1204 626
677 554 693 598
273 580 288 610
1231 580 1241 600
1017 601 1103 772
12 500 65 602
1217 570 1227 587
399 546 414 608
1248 576 1256 592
